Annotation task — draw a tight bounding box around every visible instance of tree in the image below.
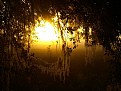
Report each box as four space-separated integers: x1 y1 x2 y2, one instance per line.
1 0 35 90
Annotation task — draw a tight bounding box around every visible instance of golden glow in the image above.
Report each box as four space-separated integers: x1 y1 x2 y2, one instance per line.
33 12 85 43
77 26 83 33
35 20 58 41
119 35 121 39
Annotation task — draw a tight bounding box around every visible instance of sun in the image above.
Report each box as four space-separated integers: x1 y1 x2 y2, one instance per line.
35 21 58 42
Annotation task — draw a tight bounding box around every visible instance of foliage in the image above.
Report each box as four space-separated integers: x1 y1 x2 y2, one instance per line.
0 0 36 73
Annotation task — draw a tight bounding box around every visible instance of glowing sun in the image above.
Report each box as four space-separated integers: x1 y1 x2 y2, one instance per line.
35 21 58 41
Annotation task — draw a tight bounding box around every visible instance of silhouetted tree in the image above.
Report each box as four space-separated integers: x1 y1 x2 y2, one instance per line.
1 0 35 90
